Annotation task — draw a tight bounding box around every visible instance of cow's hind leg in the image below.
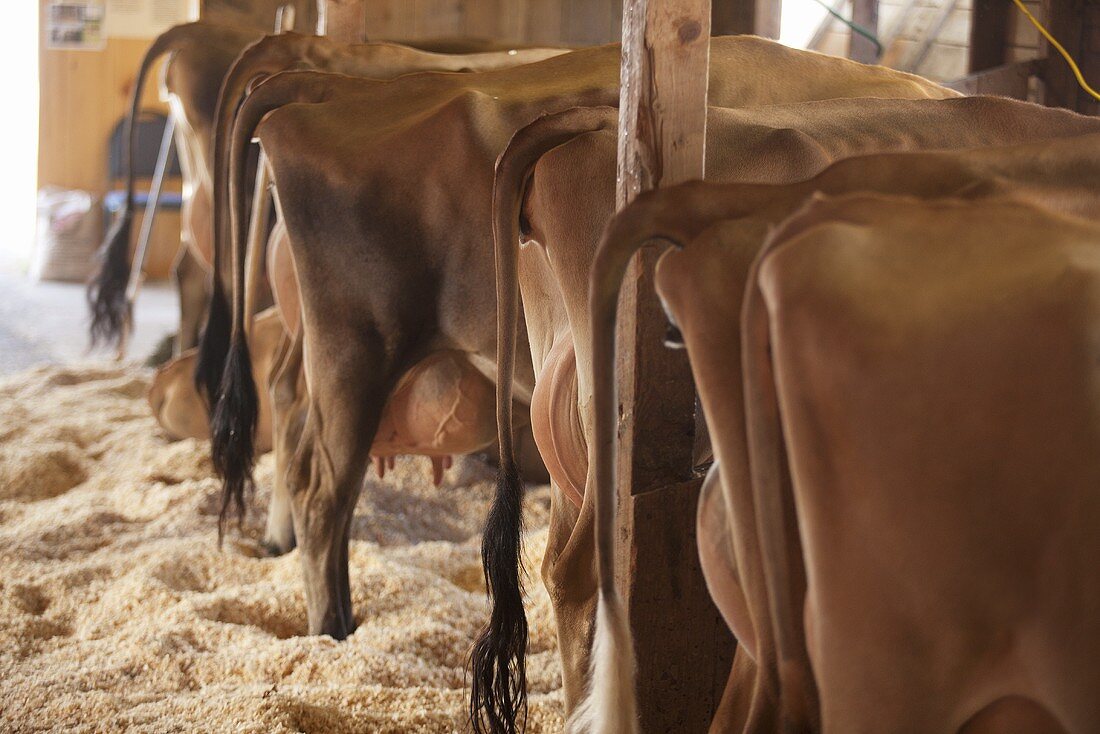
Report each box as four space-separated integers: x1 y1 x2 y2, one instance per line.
541 481 596 711
173 244 210 353
263 327 303 555
287 337 386 639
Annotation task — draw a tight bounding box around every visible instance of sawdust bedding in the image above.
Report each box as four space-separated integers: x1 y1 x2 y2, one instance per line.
0 365 563 733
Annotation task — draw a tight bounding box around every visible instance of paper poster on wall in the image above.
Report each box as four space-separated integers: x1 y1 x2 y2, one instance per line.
46 1 106 50
105 0 190 38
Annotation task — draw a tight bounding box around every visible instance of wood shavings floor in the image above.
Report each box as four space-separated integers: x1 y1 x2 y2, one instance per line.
0 365 563 733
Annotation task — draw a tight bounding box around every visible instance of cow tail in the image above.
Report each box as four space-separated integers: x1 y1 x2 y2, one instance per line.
468 108 615 734
87 23 198 348
209 71 326 541
195 277 232 407
196 33 306 406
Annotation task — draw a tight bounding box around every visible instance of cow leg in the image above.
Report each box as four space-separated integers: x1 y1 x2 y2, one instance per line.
263 327 303 555
172 244 210 353
698 463 755 659
540 479 596 711
285 406 363 639
287 336 385 639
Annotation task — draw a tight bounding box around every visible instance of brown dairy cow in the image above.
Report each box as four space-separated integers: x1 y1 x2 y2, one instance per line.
492 96 1100 732
205 39 949 732
94 2 320 353
87 22 264 353
739 194 1100 732
195 32 567 405
586 132 1100 732
198 37 567 549
86 22 562 360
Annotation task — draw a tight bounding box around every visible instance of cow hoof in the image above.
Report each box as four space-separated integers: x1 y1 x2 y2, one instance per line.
260 537 296 557
318 618 356 641
143 332 177 368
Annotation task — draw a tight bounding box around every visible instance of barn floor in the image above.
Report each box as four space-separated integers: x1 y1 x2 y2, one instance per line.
0 364 563 733
0 262 177 376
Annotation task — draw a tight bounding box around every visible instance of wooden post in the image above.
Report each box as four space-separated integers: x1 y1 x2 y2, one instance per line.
969 0 1011 72
849 0 880 63
318 0 368 43
711 0 781 37
1042 0 1100 114
616 1 736 732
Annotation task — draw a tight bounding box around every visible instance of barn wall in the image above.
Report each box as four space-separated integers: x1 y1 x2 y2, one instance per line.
814 0 1042 81
37 0 315 278
36 0 621 201
199 0 320 32
37 0 182 277
356 0 621 45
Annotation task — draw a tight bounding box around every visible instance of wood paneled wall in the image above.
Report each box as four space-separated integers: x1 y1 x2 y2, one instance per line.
38 2 181 277
36 0 625 278
201 0 320 33
38 27 168 193
38 0 624 201
360 0 622 45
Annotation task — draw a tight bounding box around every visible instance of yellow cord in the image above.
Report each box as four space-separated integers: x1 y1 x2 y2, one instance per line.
1011 0 1100 102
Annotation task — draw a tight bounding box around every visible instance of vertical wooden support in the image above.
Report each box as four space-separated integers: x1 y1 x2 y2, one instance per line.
710 0 781 37
616 1 736 732
1042 0 1100 114
319 0 369 43
849 0 880 63
969 0 1011 72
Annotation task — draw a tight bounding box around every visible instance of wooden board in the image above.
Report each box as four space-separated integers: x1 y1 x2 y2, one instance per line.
849 0 880 63
947 58 1040 98
711 0 780 36
199 0 319 32
310 0 625 44
322 0 370 41
969 0 1012 71
616 1 736 731
1042 0 1100 114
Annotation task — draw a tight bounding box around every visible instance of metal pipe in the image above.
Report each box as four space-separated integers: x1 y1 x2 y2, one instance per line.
117 114 177 360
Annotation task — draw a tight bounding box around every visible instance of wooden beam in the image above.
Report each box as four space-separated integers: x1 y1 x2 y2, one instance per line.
711 0 781 37
903 0 960 73
319 0 369 43
199 0 318 31
969 0 1012 72
808 0 845 52
945 58 1041 98
1042 0 1100 114
616 1 735 732
849 0 880 63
